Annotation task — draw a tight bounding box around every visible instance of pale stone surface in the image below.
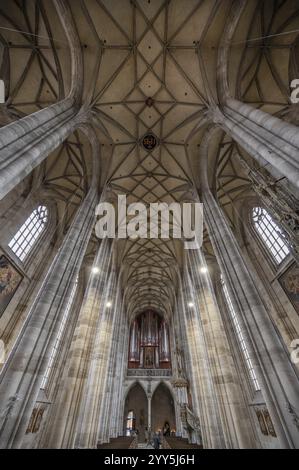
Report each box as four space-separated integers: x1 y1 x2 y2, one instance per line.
0 0 298 451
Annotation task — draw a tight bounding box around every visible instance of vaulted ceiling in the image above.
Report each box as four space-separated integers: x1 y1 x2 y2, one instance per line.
0 0 298 319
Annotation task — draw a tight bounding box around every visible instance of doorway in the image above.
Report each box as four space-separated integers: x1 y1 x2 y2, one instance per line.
124 383 148 442
151 383 176 435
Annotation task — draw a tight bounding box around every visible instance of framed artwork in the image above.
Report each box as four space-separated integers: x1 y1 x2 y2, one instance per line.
263 409 277 437
26 407 38 434
0 254 23 317
255 409 268 435
279 263 299 313
255 408 277 438
26 406 45 434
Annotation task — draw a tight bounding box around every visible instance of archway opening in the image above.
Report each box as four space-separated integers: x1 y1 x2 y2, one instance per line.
124 383 148 442
151 383 176 435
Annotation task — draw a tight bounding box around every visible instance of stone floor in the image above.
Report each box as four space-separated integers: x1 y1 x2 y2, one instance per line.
137 442 154 449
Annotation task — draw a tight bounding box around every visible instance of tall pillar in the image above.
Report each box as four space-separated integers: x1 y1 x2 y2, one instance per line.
214 0 299 190
100 278 125 443
147 395 152 435
213 101 299 190
171 303 189 439
104 294 128 440
43 238 113 448
0 128 100 448
200 127 299 448
187 249 257 448
178 269 226 448
119 322 130 436
0 0 84 200
115 318 130 437
0 100 84 200
176 281 202 433
74 261 120 448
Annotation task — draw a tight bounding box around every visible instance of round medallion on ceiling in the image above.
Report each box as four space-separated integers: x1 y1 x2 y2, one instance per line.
142 132 158 151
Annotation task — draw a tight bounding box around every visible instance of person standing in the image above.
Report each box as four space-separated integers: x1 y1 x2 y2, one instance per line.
145 427 149 446
153 432 160 450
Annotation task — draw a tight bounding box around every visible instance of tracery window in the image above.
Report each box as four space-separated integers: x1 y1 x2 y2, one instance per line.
8 205 48 261
221 277 260 392
252 207 290 264
40 276 78 390
126 410 136 436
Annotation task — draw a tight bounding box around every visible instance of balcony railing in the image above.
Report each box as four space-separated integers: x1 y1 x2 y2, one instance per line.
127 368 172 378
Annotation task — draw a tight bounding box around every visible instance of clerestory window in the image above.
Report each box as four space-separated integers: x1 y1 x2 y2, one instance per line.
252 207 290 264
8 205 48 261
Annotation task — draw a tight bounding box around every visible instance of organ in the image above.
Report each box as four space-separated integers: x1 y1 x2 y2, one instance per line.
128 310 171 369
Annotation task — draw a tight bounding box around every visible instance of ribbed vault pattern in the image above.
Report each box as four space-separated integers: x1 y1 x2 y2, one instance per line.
0 0 298 318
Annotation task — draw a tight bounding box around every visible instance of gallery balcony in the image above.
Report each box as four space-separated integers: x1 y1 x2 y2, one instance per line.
126 368 172 378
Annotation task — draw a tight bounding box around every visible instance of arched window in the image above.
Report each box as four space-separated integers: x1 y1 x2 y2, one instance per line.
252 207 290 264
8 205 48 261
125 410 136 436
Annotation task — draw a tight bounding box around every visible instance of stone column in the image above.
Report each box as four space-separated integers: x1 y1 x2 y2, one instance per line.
0 100 84 200
115 319 130 438
74 261 120 448
176 282 201 429
178 268 226 449
200 127 299 448
99 278 125 443
171 299 190 439
0 0 84 200
187 249 257 448
105 294 128 440
148 395 152 434
43 238 113 448
171 380 188 439
213 102 299 190
0 128 100 448
214 0 299 190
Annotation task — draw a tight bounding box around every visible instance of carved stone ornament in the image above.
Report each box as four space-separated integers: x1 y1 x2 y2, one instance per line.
171 377 188 388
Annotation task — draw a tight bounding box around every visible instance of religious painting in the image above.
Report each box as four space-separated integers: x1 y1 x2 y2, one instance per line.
144 346 154 368
0 255 23 317
279 262 299 313
26 406 45 434
263 409 277 437
255 409 268 435
26 407 38 434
